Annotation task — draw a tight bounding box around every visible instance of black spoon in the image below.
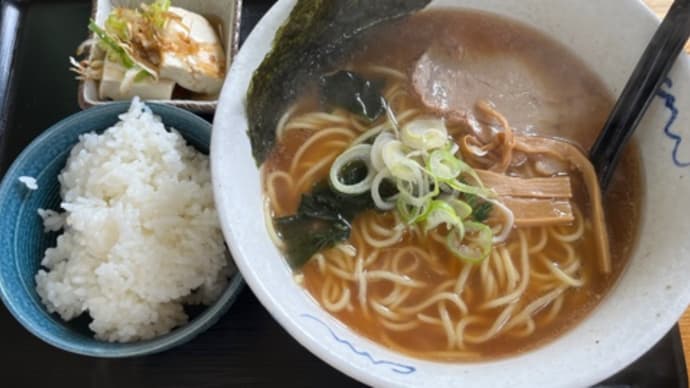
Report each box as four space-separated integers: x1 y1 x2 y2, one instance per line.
590 0 690 189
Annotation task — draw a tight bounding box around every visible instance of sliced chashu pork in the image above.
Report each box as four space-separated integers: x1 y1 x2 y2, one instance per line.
412 44 554 133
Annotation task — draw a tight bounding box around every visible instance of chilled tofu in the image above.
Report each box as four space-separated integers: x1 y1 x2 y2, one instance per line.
98 57 175 100
158 7 225 95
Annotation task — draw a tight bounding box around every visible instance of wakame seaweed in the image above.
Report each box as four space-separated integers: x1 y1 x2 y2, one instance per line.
246 0 432 165
275 165 400 268
320 71 385 121
275 181 375 269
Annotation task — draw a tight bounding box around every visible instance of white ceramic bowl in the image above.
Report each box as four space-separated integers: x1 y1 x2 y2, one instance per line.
211 1 690 386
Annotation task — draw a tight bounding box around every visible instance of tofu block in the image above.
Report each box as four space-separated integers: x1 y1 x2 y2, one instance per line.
158 7 225 95
99 57 175 101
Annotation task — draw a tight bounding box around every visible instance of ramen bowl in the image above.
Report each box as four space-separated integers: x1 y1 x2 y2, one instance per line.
211 0 690 386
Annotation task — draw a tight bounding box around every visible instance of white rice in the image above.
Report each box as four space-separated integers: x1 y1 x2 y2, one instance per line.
19 176 38 190
37 209 65 232
35 98 231 342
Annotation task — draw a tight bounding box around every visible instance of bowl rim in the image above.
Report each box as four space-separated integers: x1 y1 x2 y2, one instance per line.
211 0 690 386
0 102 245 357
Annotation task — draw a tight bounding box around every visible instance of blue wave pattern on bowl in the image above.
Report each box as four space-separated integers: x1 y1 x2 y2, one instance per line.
300 313 416 375
0 102 243 357
657 78 689 167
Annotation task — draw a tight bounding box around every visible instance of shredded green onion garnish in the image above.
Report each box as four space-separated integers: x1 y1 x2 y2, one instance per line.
88 21 135 68
105 11 130 41
88 19 158 80
143 0 172 29
79 0 172 83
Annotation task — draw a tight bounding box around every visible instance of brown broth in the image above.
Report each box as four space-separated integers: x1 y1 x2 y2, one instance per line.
263 9 641 361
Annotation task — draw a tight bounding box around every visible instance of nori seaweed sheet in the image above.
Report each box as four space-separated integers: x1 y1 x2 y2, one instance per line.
245 0 432 165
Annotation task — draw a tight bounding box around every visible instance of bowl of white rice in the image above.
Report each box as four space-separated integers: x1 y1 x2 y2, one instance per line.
0 99 243 357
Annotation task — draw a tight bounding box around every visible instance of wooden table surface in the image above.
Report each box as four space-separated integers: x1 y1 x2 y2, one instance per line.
643 0 690 383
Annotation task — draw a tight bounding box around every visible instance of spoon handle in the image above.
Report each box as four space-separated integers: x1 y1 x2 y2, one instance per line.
590 0 690 189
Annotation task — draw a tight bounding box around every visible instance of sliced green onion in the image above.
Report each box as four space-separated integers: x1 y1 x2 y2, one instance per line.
321 103 506 266
458 159 486 189
446 178 494 199
396 196 430 224
446 221 493 263
422 200 461 233
427 148 463 181
370 131 396 171
401 117 448 151
382 140 420 182
371 168 397 210
395 169 439 224
329 144 375 195
396 169 438 208
445 197 472 220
